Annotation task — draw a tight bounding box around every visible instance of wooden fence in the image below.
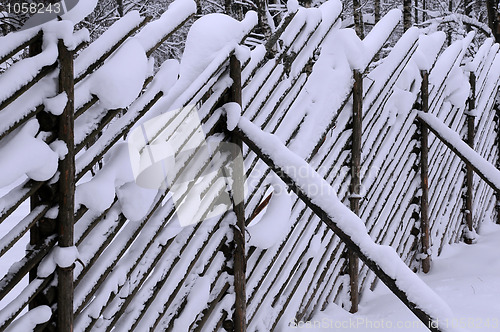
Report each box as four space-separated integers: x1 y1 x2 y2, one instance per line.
0 0 499 331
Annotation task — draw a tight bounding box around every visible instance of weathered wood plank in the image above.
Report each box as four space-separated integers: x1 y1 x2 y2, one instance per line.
419 70 431 273
232 124 447 332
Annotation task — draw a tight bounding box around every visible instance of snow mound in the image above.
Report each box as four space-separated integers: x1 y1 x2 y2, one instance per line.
54 245 79 268
86 38 148 109
152 59 180 94
116 181 157 222
75 143 135 212
287 0 299 12
135 0 197 52
43 93 68 116
248 181 293 249
6 306 51 332
223 102 242 131
445 67 470 108
0 120 58 188
179 11 258 85
37 245 79 277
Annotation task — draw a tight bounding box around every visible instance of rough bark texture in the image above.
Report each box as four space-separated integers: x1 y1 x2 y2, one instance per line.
419 70 431 274
229 55 247 332
464 73 476 243
348 70 362 313
56 39 75 332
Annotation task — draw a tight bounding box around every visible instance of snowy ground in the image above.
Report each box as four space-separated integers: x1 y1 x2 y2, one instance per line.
285 221 500 332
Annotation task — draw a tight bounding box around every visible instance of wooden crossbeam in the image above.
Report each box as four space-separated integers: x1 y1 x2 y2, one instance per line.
231 122 450 332
417 112 500 192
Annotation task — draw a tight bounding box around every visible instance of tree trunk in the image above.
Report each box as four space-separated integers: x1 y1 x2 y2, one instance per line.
422 0 426 22
117 0 124 17
374 0 381 23
447 0 453 45
464 0 471 16
487 0 500 43
414 0 419 24
403 0 412 31
257 0 272 40
353 0 364 38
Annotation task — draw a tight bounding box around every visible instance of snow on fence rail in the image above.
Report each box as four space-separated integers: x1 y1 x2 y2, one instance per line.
0 0 499 331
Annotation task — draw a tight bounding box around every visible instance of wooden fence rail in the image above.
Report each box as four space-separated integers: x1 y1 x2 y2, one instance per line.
0 1 500 331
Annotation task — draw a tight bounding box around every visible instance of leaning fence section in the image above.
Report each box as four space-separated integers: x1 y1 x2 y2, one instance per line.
0 0 500 331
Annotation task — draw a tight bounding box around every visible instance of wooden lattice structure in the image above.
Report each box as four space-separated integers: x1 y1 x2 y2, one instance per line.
1 1 500 331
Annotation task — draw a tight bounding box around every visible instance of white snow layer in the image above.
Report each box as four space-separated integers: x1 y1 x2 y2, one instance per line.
135 0 197 52
179 11 258 85
5 305 51 332
0 120 58 188
75 141 157 222
150 59 180 94
231 116 456 325
414 31 446 71
247 181 293 249
43 92 68 116
0 28 41 60
287 0 300 12
54 246 79 268
361 9 402 69
464 38 494 73
83 38 148 109
37 245 80 277
74 11 143 78
0 21 74 105
223 102 242 131
116 181 157 222
172 276 211 331
76 143 134 212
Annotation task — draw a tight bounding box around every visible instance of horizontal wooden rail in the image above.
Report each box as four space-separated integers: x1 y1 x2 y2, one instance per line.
0 31 42 65
417 111 500 192
231 118 453 332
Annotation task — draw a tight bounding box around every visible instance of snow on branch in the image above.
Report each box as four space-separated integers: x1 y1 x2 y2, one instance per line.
419 13 494 38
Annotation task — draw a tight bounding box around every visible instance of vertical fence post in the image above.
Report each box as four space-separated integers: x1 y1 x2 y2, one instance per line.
229 54 247 332
348 70 362 313
419 70 431 273
57 40 75 332
464 72 476 243
496 100 500 225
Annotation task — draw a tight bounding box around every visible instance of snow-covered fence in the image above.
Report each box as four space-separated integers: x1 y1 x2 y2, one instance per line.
1 0 500 331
